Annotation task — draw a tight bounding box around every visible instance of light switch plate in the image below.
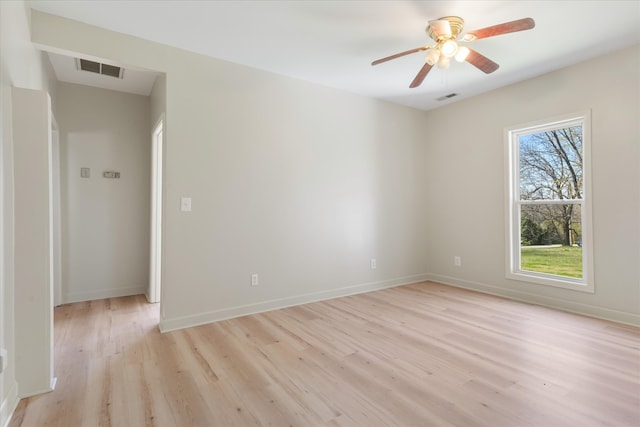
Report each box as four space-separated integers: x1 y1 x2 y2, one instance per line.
181 197 192 212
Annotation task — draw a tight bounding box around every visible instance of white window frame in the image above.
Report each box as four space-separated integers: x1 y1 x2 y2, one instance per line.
505 110 594 292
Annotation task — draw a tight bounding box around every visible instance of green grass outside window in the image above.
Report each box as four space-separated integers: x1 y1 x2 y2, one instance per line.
520 246 583 278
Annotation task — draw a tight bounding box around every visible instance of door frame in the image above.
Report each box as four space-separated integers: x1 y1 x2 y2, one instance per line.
148 117 163 303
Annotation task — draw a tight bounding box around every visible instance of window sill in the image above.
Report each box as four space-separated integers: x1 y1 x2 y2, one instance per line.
507 271 594 293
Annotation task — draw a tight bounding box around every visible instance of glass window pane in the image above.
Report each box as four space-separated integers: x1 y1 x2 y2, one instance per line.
519 126 583 201
520 204 582 278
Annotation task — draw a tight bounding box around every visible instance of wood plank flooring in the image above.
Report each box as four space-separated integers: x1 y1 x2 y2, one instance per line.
10 281 640 426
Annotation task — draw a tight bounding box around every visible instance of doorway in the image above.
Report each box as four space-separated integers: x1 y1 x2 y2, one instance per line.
148 118 163 303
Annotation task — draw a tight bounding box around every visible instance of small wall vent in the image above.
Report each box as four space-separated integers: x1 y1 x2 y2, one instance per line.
76 58 124 79
436 93 458 101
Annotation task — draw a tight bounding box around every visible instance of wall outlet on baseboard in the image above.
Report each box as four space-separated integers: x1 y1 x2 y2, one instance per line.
454 256 462 267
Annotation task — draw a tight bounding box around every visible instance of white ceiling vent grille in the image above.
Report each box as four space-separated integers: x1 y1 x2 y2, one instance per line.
76 59 124 79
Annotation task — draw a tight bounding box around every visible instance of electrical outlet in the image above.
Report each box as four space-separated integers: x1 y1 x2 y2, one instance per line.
454 256 462 267
371 258 377 269
251 273 259 286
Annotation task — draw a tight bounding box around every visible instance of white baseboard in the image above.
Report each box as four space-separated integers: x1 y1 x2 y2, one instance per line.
64 286 146 304
1 381 19 427
427 274 640 327
159 273 431 332
18 382 55 399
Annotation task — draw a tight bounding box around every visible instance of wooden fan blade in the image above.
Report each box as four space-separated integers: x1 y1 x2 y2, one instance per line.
372 47 428 66
465 48 499 74
466 18 535 41
409 62 434 88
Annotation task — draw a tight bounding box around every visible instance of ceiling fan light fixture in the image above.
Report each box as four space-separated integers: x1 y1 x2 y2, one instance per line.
437 56 451 69
425 48 440 66
371 16 535 89
440 40 458 58
455 46 470 62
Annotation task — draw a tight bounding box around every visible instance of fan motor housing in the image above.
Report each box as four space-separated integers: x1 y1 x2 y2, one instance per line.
427 16 464 40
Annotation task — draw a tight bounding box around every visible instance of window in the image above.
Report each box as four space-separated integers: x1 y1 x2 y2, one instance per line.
505 111 593 292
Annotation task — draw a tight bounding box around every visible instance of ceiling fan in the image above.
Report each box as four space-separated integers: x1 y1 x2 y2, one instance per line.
371 16 535 88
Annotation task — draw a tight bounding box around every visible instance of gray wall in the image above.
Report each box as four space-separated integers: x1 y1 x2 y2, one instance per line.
158 48 430 329
56 82 150 303
424 45 640 324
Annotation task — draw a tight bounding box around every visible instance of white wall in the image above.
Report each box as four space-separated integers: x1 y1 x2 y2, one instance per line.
424 45 640 325
12 87 54 398
31 10 430 331
0 1 57 423
160 49 429 330
56 82 151 303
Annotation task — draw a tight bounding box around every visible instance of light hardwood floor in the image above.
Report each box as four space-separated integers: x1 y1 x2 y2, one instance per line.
10 281 640 427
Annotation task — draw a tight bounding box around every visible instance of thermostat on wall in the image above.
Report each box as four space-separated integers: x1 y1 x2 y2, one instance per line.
103 171 120 179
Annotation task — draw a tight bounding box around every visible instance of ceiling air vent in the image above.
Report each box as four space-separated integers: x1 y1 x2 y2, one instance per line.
436 93 458 101
76 58 124 79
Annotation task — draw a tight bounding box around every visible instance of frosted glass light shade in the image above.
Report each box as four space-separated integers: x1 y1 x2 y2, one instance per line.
437 56 451 69
455 46 470 62
440 40 458 58
425 49 440 66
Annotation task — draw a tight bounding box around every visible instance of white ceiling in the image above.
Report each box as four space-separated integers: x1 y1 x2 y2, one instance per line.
30 0 640 111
